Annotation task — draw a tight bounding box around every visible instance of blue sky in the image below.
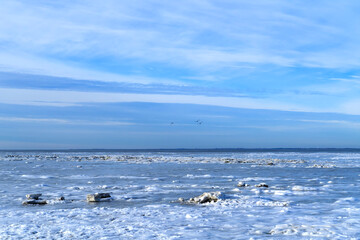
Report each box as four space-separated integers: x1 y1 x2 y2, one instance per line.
1 0 360 149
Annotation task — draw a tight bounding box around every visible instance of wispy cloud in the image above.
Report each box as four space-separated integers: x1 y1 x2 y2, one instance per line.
0 116 134 126
0 117 68 124
297 119 360 128
0 87 349 114
0 140 80 150
340 99 360 115
1 0 360 81
331 76 360 84
0 52 183 85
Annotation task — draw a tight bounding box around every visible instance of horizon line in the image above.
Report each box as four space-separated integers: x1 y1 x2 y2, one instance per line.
2 147 360 152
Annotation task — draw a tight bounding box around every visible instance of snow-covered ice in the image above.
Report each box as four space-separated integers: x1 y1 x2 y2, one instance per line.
0 150 359 239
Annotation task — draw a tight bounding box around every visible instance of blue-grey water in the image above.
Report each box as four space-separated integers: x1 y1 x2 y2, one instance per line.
0 150 359 239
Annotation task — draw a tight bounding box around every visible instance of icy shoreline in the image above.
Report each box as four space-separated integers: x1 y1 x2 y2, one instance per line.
1 151 359 239
1 151 353 168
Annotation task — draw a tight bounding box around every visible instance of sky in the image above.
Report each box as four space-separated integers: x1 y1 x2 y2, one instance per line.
1 0 360 149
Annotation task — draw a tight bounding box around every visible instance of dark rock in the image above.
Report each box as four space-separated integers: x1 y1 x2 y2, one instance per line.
22 199 47 205
26 194 42 200
187 192 221 204
87 192 112 202
237 181 250 187
96 193 111 198
255 183 269 188
23 193 47 205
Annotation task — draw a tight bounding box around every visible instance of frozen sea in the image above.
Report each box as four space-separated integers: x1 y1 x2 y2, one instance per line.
0 149 360 239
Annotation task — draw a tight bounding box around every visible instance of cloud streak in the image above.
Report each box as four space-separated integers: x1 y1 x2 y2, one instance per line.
0 53 183 85
1 0 360 82
0 116 134 126
0 87 353 115
296 119 360 128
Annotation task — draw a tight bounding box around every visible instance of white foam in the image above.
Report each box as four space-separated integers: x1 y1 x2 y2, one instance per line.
269 224 334 237
185 174 212 179
21 175 53 179
292 185 317 191
66 186 87 190
240 177 277 181
272 190 292 196
144 185 159 192
33 184 51 188
333 197 355 204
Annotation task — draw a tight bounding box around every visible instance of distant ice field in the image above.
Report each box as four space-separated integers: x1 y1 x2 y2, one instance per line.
0 151 359 239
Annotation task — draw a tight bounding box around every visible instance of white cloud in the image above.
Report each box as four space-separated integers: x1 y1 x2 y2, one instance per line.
0 117 68 123
0 87 342 114
297 119 360 128
331 76 360 84
0 116 134 126
340 99 360 115
0 140 79 150
1 0 360 79
0 52 183 85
